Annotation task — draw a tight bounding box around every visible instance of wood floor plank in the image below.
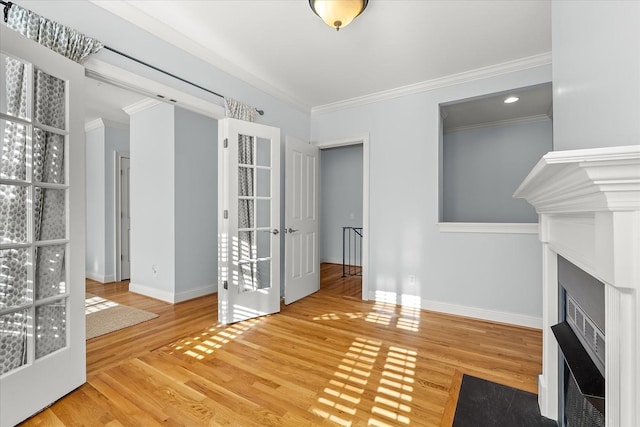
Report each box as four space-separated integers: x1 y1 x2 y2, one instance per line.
19 263 542 426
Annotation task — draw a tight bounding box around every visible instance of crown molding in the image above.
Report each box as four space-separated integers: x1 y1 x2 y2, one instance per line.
444 114 551 134
84 118 130 132
90 0 311 113
84 118 105 132
123 98 164 116
311 52 552 115
514 145 640 214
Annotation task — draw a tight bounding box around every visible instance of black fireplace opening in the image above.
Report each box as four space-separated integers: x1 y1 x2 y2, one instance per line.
554 256 606 427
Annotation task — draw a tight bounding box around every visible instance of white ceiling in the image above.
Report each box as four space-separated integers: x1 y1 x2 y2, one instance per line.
92 0 552 111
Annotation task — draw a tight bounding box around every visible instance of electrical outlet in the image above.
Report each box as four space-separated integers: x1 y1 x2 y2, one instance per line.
408 275 416 284
152 264 158 276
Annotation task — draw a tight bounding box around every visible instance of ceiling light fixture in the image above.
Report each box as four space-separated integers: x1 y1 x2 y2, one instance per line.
504 96 520 104
309 0 368 31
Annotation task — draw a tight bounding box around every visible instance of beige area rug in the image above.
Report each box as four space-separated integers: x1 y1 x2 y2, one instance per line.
85 293 158 340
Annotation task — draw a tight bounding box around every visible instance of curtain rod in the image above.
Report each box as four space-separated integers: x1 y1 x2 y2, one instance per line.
1 0 265 116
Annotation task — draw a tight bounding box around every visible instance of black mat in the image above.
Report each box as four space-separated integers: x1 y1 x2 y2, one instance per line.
452 375 557 427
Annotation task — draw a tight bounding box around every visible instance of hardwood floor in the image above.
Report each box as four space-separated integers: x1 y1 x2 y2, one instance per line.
22 263 542 426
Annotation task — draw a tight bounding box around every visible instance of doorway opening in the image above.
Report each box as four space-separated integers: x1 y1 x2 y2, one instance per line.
115 152 130 281
317 136 369 300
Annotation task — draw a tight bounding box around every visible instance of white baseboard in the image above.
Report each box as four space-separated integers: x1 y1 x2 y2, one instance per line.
86 272 116 283
174 284 217 303
129 282 216 304
368 290 542 329
129 282 175 303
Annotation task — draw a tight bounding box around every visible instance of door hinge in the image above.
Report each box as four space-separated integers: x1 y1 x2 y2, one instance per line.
223 210 228 219
223 138 228 148
223 280 228 290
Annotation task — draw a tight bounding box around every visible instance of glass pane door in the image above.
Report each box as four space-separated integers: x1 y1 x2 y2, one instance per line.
1 52 70 373
237 134 273 293
218 118 280 324
1 24 85 427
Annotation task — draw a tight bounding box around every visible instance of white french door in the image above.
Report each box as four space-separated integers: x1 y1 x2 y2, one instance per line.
218 118 281 324
0 26 85 427
284 137 319 304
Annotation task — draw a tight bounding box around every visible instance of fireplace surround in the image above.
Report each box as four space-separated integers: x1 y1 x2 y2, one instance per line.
514 145 640 426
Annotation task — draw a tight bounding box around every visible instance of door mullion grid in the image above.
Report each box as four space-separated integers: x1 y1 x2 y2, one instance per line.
63 79 71 349
250 133 258 276
25 60 36 366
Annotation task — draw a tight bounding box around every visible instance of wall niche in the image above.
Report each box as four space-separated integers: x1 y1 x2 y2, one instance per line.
439 82 552 225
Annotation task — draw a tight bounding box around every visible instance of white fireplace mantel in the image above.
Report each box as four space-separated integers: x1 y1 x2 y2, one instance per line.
514 145 640 426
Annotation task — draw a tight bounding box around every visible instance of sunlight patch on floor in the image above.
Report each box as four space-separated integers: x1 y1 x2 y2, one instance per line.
368 344 417 426
85 296 118 314
311 337 420 426
313 311 366 321
311 337 382 426
167 317 262 360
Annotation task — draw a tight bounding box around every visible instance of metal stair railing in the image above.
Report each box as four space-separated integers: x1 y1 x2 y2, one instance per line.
342 226 363 277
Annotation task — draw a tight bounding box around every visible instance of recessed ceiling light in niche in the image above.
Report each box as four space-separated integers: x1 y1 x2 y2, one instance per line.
504 96 519 104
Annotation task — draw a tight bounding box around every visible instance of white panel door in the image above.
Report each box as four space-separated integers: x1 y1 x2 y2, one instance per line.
120 156 131 280
218 118 281 324
284 136 319 305
0 26 86 426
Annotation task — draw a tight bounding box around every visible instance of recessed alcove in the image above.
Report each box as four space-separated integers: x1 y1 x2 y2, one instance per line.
438 83 552 232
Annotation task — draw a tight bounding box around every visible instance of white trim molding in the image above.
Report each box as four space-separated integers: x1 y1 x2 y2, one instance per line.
444 114 551 135
129 282 216 304
85 118 130 132
175 284 217 303
86 272 116 284
437 222 538 234
84 118 105 132
312 52 552 115
368 291 542 329
123 98 163 116
129 282 175 303
514 144 640 425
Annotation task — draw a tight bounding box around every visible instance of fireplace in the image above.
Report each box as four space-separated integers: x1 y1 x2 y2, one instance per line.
514 145 640 426
554 256 605 426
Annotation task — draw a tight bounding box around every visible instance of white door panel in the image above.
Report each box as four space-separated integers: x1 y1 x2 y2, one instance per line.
284 136 319 305
0 25 85 427
218 118 280 324
120 156 131 280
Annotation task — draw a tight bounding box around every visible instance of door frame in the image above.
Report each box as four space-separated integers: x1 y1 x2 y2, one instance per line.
114 151 129 282
84 58 225 282
316 135 370 301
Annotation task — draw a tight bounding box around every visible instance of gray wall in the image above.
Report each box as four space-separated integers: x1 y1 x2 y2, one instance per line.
320 145 363 264
85 122 129 282
85 127 104 279
312 64 551 324
443 119 552 223
130 103 218 302
130 103 176 297
174 107 218 297
552 1 640 150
